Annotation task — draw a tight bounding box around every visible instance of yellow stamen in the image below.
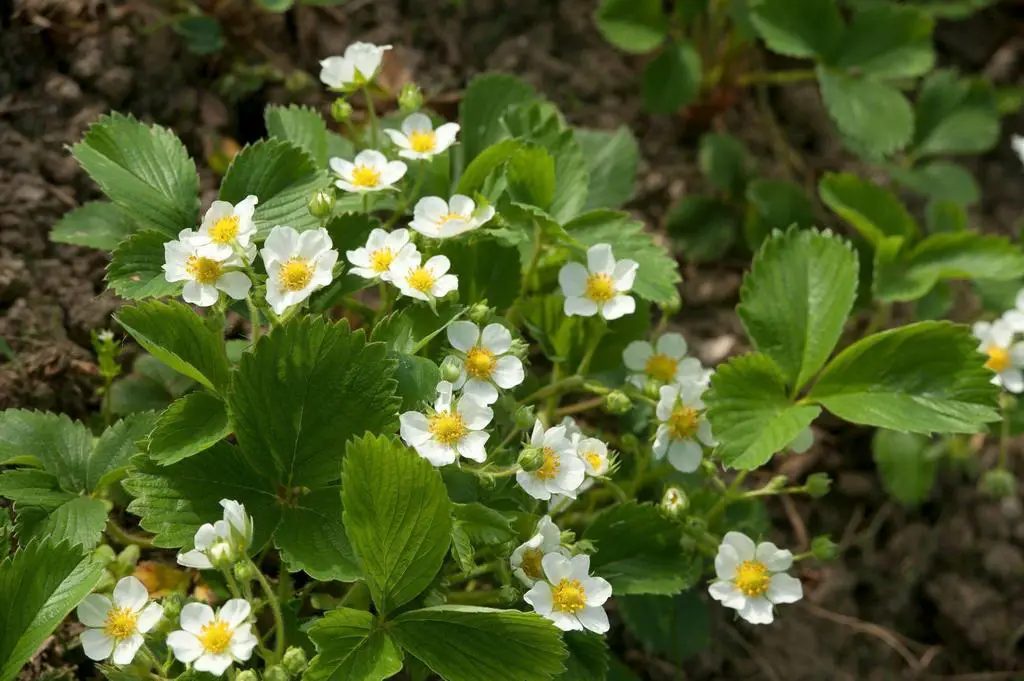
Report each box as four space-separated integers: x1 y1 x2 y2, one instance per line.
521 548 543 580
198 619 233 654
185 255 222 285
536 447 560 481
667 406 700 441
585 273 615 303
407 267 436 293
584 450 603 472
645 354 679 383
351 165 381 188
370 247 395 274
428 411 467 446
985 345 1011 373
279 258 313 292
103 607 138 641
551 578 587 614
465 346 497 379
438 212 465 224
208 215 240 244
408 130 437 154
733 559 770 597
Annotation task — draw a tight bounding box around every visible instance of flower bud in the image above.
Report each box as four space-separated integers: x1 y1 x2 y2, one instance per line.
282 647 309 676
603 390 632 415
514 405 536 431
233 561 257 583
264 666 289 681
659 297 682 316
235 671 258 681
115 545 140 573
805 472 832 499
398 83 424 113
440 355 463 383
284 69 314 93
517 446 545 472
765 475 788 493
508 338 530 360
810 535 838 561
468 302 492 325
93 544 117 565
643 378 661 400
331 98 353 123
308 189 336 218
208 540 237 569
618 433 640 455
661 487 688 516
95 570 116 593
161 593 184 622
980 469 1017 499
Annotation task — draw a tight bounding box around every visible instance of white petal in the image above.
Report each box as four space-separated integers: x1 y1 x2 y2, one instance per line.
415 196 450 223
195 652 234 676
715 544 740 580
183 281 218 307
385 228 410 250
564 296 598 317
555 455 586 495
230 625 258 660
216 271 252 300
433 123 461 151
219 599 251 627
558 262 589 297
77 594 113 627
542 553 574 583
111 634 144 665
548 611 583 631
738 597 774 625
381 161 408 186
667 439 702 473
756 542 794 572
601 294 636 320
612 259 639 291
448 194 475 217
1002 368 1024 394
180 602 216 635
167 630 203 663
459 431 489 462
458 397 494 429
177 550 214 570
433 274 459 297
448 321 481 352
330 157 354 177
416 440 458 466
399 412 432 447
582 576 612 606
655 333 688 358
708 580 747 610
424 255 451 276
492 356 525 389
263 225 300 262
622 341 654 371
767 573 803 605
587 244 615 274
517 470 551 500
354 149 388 168
463 378 499 405
472 203 496 227
81 629 115 661
523 582 554 614
136 603 164 633
113 576 149 611
383 128 409 149
568 554 592 581
402 112 433 135
480 323 512 354
696 419 716 447
577 606 610 634
722 531 757 562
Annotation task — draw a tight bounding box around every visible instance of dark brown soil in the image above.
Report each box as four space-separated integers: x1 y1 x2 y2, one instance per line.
5 0 1024 678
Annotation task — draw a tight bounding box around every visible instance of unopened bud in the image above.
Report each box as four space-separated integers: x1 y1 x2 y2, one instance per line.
440 355 463 383
208 541 236 569
765 475 788 493
518 446 545 472
284 70 313 93
618 433 640 455
282 647 308 675
233 561 257 583
508 338 530 359
398 83 424 113
264 666 289 681
93 544 117 565
308 189 335 218
661 487 688 516
659 297 682 316
95 570 116 592
331 98 353 123
805 472 832 499
235 671 258 681
980 469 1017 499
603 390 632 415
160 594 184 626
514 405 536 431
643 378 661 399
115 545 140 572
469 302 492 324
811 535 839 561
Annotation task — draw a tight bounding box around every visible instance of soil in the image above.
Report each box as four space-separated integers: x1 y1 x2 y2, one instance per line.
4 0 1024 679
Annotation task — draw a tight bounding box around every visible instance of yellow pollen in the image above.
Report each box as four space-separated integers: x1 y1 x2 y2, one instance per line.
645 353 679 383
585 273 615 303
198 619 233 654
370 248 395 274
985 345 1011 373
279 258 313 292
407 267 436 293
103 607 138 641
521 549 543 580
536 447 560 481
408 130 437 154
351 165 381 188
185 255 222 285
465 346 497 379
428 411 467 446
209 215 240 244
667 406 700 441
551 578 587 614
584 450 603 471
733 559 770 597
438 212 464 224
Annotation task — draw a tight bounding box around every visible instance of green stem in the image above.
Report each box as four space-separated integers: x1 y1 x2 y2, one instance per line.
576 322 607 377
706 470 749 523
544 363 564 424
221 568 243 600
343 296 377 320
363 86 379 148
362 193 370 215
999 394 1013 469
247 298 262 344
555 396 604 417
105 519 155 549
519 375 584 405
249 558 286 662
737 69 817 86
741 485 806 499
490 426 525 458
463 463 520 480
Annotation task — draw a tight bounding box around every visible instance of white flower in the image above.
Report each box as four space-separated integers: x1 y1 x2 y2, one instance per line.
400 381 492 466
1013 135 1024 166
319 42 392 89
260 226 338 315
549 479 595 515
511 516 569 587
77 576 163 664
1001 288 1024 332
384 113 461 161
163 229 252 307
346 228 417 282
576 437 609 477
393 253 458 302
560 416 583 443
331 150 407 193
408 194 494 238
709 531 803 625
516 421 585 501
524 554 612 634
973 319 1024 393
445 321 525 405
191 195 258 261
167 600 258 676
177 499 253 570
622 333 709 389
653 383 715 473
558 244 638 320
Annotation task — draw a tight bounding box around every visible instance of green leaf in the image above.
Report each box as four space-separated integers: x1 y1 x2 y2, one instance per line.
642 41 702 114
456 139 523 197
913 70 1000 156
392 354 441 412
1 476 108 548
0 410 91 488
117 300 231 394
342 435 451 614
873 236 936 303
547 132 590 223
439 237 522 309
276 486 361 582
915 281 954 320
109 354 195 416
460 74 538 162
872 429 938 506
147 392 231 465
106 229 180 300
557 632 609 681
889 160 980 206
705 354 822 469
749 0 843 59
0 539 105 681
926 200 968 233
255 0 295 11
737 228 858 389
219 139 327 237
576 127 639 211
305 608 403 681
909 232 1024 281
172 15 225 54
71 112 198 238
819 172 918 246
617 591 710 665
51 201 135 251
698 133 750 195
817 68 914 157
451 503 515 545
390 606 567 681
265 105 329 167
594 0 668 53
830 5 935 79
371 303 466 355
742 179 816 250
584 502 696 595
507 145 557 210
808 321 1000 433
89 412 160 491
665 195 739 262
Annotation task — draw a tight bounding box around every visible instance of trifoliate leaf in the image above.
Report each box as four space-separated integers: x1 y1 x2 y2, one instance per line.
0 539 105 681
265 104 329 167
742 179 816 250
0 474 107 548
738 228 858 390
888 160 980 206
276 486 361 582
617 591 710 665
829 4 935 79
665 195 740 262
873 236 936 303
88 411 160 491
451 503 515 545
305 608 403 681
71 112 199 238
871 429 938 506
818 172 919 246
642 41 702 114
106 229 180 300
51 201 136 251
117 300 231 394
457 138 523 198
594 0 668 53
219 139 328 236
749 0 843 59
506 145 557 212
698 132 750 196
461 74 538 162
705 354 821 470
439 236 523 309
817 68 914 157
109 354 195 416
915 281 955 320
0 410 92 487
147 391 231 466
556 632 610 681
808 321 1000 432
390 606 568 681
547 130 590 223
229 317 398 488
576 127 639 212
501 99 568 147
909 232 1024 281
912 70 1000 157
342 435 451 614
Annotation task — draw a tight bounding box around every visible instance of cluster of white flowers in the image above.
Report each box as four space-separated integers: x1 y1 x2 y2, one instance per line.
973 288 1024 393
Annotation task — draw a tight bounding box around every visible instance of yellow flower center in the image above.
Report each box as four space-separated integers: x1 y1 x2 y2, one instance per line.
465 346 497 379
185 255 223 285
645 353 679 383
198 619 233 654
103 607 138 641
209 215 240 244
407 267 436 293
408 130 437 153
584 450 603 472
733 559 770 597
667 406 700 441
438 212 464 224
552 578 587 614
428 410 467 446
985 344 1011 373
279 258 314 292
535 447 560 481
521 548 544 580
584 273 615 303
351 165 381 188
370 247 395 274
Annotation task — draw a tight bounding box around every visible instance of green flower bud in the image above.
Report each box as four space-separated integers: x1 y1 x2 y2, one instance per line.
618 433 641 455
233 561 257 583
284 70 314 93
765 475 788 493
517 446 545 472
805 472 832 499
264 666 289 681
115 545 140 573
308 189 336 218
659 297 682 316
980 469 1017 499
93 544 117 565
282 647 309 676
440 355 463 383
661 487 689 516
643 378 661 400
95 570 116 592
398 83 424 113
514 405 537 430
235 671 258 681
331 98 353 123
468 302 492 325
508 338 530 359
603 390 632 415
810 535 839 561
